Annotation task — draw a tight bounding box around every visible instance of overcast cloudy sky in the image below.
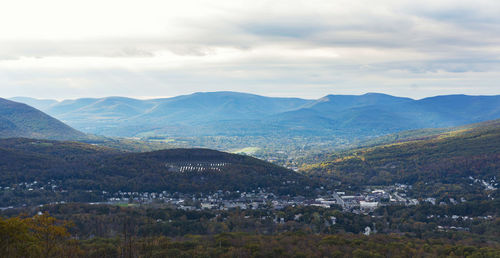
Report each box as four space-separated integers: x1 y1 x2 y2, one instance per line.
1 0 499 100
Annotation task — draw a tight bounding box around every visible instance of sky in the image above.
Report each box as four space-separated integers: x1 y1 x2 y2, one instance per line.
0 0 499 100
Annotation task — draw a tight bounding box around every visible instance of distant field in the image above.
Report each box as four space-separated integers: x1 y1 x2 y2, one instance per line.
232 147 261 155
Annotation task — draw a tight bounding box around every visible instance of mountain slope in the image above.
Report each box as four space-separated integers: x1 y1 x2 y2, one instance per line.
274 94 500 136
143 91 312 121
303 119 500 198
304 93 413 112
9 97 59 110
15 92 312 136
45 92 311 122
0 138 313 201
0 98 87 140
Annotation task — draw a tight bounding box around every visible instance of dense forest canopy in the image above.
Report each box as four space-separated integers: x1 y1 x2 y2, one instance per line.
303 119 500 198
0 138 313 201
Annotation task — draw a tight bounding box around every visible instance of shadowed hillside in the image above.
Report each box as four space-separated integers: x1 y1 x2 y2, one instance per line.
0 138 314 207
0 98 87 140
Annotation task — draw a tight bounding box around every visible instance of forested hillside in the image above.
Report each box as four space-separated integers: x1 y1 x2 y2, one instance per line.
0 98 87 140
0 138 313 205
303 119 500 199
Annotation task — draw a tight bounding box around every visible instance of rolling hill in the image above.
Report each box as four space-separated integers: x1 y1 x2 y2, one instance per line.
11 92 500 140
0 98 87 140
270 93 500 136
0 138 314 206
12 92 313 136
303 119 500 199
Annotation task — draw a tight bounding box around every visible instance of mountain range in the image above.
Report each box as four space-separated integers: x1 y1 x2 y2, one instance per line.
11 92 500 140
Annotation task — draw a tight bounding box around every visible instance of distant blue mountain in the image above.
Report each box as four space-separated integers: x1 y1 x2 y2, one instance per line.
10 92 500 139
305 93 413 112
10 97 59 110
140 91 313 123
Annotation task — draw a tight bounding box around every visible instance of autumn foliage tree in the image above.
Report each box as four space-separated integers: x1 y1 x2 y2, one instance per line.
0 213 78 258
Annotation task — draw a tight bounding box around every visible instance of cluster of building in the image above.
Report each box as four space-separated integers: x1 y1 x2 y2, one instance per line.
0 180 489 215
103 184 421 213
0 180 61 192
469 176 498 191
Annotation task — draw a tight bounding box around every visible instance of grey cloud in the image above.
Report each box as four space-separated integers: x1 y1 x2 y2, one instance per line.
1 0 500 99
2 4 498 59
0 39 156 59
0 55 20 61
240 19 328 38
1 57 500 101
406 3 500 25
376 59 500 74
235 11 497 51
